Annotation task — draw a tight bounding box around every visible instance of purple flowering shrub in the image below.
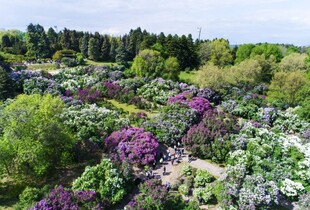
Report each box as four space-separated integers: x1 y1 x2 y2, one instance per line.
182 109 240 162
167 91 212 117
143 103 199 146
76 87 102 103
105 127 159 166
31 185 100 210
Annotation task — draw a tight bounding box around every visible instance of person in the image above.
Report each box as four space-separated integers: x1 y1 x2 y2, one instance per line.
171 158 174 165
163 166 166 175
149 170 154 179
153 160 156 169
188 154 193 163
145 171 149 180
163 154 167 161
159 157 163 164
168 152 171 161
199 197 203 205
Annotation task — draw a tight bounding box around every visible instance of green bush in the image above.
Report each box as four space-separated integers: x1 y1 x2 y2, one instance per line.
194 169 214 188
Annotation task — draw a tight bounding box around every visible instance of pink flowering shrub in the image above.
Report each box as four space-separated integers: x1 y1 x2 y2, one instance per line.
105 127 159 166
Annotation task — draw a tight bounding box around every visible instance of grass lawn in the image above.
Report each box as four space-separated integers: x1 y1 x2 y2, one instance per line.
179 71 199 85
85 59 116 66
27 63 60 71
107 99 158 118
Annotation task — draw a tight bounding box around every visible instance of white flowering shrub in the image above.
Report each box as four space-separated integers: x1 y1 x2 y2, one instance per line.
60 104 129 144
280 179 305 198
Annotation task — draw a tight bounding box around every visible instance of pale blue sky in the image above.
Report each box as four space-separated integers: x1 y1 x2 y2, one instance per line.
1 0 309 45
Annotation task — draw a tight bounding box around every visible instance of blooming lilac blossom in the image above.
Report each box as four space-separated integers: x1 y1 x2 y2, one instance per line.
105 127 159 166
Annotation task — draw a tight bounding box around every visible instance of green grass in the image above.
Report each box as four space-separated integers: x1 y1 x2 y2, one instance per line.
107 99 158 118
85 59 117 66
27 63 59 71
179 71 199 85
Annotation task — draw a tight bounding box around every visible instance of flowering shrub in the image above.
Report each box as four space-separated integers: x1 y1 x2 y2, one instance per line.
104 127 159 166
60 104 129 144
143 103 198 145
137 78 179 105
23 76 63 95
182 109 240 162
273 108 309 133
238 175 279 209
280 179 305 199
194 169 214 187
167 92 212 117
258 107 277 125
76 87 102 103
298 193 310 209
31 185 100 210
193 184 214 204
72 159 127 205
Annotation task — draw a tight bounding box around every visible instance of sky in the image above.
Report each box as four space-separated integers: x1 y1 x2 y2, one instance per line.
1 0 310 46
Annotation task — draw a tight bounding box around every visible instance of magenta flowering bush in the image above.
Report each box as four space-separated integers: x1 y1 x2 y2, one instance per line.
167 92 212 117
105 127 159 166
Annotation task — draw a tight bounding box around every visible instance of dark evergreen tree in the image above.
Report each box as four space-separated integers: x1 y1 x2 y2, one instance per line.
1 35 11 49
25 23 50 58
0 66 13 100
47 27 59 55
109 37 118 62
79 33 89 57
88 37 100 61
70 30 80 52
115 42 129 65
100 35 111 61
60 28 71 49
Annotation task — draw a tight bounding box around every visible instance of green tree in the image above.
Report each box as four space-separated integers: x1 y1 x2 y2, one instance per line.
0 94 75 179
199 39 233 67
46 27 59 55
163 56 180 81
0 66 14 100
79 33 89 57
25 24 51 58
268 71 308 106
109 37 118 62
251 43 283 62
196 64 234 90
115 42 129 65
279 53 307 72
235 43 255 63
101 35 111 61
231 58 263 85
88 37 100 61
131 49 165 78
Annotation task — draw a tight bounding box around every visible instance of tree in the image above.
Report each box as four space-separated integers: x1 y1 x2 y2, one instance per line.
46 27 59 55
230 58 263 85
109 37 117 62
25 23 50 58
101 35 111 61
235 44 255 63
131 49 165 78
0 66 14 100
79 33 89 57
115 42 129 65
196 64 234 90
0 94 75 179
88 37 100 61
1 34 11 49
279 53 307 72
251 43 283 62
268 71 308 106
163 56 180 81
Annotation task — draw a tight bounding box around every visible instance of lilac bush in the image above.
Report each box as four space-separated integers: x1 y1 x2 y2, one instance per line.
105 127 159 166
167 92 212 117
31 185 100 210
182 109 240 162
142 103 198 145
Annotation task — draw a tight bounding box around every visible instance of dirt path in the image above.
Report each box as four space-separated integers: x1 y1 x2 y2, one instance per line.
152 146 225 184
